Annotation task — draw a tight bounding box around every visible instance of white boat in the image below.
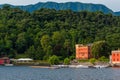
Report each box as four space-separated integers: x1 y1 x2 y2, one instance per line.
94 65 109 68
4 64 13 66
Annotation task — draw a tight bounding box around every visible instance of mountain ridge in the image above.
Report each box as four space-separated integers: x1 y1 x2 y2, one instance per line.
0 2 120 16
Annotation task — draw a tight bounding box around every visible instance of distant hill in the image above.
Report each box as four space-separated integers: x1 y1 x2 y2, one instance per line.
114 11 120 16
0 2 120 16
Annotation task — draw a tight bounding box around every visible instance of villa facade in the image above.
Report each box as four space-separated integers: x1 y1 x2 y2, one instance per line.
111 50 120 64
76 44 92 60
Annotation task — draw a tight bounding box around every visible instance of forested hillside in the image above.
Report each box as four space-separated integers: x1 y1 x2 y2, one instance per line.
0 6 120 60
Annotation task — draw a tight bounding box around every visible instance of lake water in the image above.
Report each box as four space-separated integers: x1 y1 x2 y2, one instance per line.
0 66 120 80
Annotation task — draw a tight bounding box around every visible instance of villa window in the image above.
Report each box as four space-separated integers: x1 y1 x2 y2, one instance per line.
113 54 115 56
81 53 84 56
117 54 119 56
117 59 119 61
113 59 115 61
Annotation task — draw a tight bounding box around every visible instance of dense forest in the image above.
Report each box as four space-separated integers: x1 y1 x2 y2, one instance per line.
0 5 120 60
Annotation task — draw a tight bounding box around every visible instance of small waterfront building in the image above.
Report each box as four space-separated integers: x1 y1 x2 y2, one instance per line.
76 44 92 60
111 50 120 64
0 57 10 65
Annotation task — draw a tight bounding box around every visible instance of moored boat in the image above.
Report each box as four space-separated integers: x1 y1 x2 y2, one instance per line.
4 64 13 66
93 65 109 68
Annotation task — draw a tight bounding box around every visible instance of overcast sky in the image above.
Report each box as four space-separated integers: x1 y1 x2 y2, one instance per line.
0 0 119 12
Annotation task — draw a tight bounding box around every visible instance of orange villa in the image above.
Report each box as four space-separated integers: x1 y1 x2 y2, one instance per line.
76 44 92 60
110 50 120 64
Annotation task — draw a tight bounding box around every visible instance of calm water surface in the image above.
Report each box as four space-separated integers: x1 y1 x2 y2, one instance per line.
0 66 120 80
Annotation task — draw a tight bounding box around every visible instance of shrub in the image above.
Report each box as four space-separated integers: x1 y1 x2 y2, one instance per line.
89 58 96 65
48 55 59 65
69 55 75 60
98 56 109 62
64 58 70 65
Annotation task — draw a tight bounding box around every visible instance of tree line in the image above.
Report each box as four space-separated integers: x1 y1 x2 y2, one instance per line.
0 5 120 61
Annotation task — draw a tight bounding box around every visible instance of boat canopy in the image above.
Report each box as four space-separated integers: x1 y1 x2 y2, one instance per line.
17 58 33 61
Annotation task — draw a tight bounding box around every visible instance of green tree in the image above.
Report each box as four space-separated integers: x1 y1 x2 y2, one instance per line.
52 31 64 56
40 35 53 58
64 39 72 57
16 32 27 53
25 45 35 59
52 31 64 45
0 39 5 56
35 46 44 60
40 35 51 51
91 40 111 58
69 29 77 53
46 45 53 56
4 39 13 55
106 33 120 50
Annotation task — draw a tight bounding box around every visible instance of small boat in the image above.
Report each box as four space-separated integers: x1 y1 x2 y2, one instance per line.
94 65 109 68
4 64 13 66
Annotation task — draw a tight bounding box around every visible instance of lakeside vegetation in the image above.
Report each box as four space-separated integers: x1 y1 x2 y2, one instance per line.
0 5 120 64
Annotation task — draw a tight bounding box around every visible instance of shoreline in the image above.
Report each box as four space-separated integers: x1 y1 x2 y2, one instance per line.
30 66 59 69
29 64 111 69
